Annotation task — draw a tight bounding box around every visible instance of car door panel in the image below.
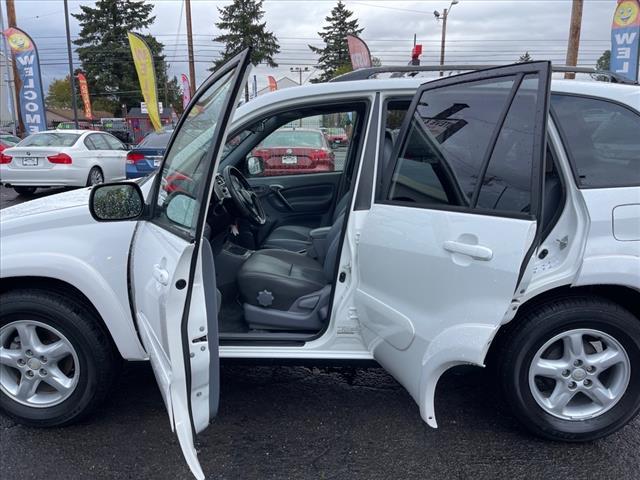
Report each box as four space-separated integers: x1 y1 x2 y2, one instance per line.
129 49 251 479
248 171 343 234
352 62 551 427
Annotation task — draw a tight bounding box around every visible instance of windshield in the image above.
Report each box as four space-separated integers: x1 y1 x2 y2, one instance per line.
260 130 324 148
138 132 172 148
18 132 80 147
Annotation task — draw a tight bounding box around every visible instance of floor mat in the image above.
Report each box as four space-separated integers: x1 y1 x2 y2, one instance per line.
219 299 249 333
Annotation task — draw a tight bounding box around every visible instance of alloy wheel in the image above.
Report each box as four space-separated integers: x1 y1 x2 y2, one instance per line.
528 328 631 420
89 168 104 185
0 320 80 408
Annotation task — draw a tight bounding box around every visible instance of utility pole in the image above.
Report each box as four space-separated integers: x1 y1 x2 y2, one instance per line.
63 0 79 129
565 0 584 80
185 0 196 94
434 0 459 77
290 66 309 85
0 6 17 135
5 0 23 135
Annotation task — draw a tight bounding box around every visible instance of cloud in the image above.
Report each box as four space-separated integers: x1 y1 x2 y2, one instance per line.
2 0 615 93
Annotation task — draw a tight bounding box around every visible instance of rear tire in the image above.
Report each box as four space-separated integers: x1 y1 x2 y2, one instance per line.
13 186 37 197
498 296 640 441
87 167 104 186
0 290 117 427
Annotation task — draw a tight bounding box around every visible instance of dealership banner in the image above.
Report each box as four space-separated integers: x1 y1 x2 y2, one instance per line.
181 73 191 109
611 0 640 82
347 35 372 70
128 32 162 132
267 75 278 92
2 27 47 133
76 72 93 120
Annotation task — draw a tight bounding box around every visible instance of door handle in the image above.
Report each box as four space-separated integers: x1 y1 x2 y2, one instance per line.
443 240 493 261
153 264 169 285
269 185 294 211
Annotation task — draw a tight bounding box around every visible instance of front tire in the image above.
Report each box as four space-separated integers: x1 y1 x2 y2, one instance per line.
0 290 117 427
13 186 37 197
498 296 640 441
87 167 104 186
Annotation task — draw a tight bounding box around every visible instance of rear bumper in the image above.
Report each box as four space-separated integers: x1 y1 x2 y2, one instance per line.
0 164 88 187
126 164 156 179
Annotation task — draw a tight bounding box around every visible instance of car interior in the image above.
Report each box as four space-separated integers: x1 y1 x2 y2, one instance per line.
187 94 565 345
196 101 375 342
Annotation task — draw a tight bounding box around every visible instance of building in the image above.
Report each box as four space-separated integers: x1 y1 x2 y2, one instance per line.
125 107 177 144
256 76 299 97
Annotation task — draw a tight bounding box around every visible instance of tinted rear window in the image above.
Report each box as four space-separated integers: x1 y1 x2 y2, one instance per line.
551 94 640 188
138 132 172 148
260 130 324 148
18 132 80 147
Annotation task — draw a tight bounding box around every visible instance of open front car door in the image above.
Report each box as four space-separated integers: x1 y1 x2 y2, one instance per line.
353 62 552 427
129 50 251 479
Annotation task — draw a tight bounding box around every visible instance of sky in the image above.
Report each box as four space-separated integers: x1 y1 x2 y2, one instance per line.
0 0 618 94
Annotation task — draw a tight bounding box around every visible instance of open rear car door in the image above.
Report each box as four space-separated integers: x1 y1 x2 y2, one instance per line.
129 50 251 479
353 62 552 426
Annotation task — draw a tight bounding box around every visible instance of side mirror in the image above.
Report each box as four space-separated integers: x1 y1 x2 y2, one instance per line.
89 182 144 222
165 192 197 228
246 156 264 176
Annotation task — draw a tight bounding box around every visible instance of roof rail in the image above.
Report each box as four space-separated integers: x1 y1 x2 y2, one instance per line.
330 64 638 85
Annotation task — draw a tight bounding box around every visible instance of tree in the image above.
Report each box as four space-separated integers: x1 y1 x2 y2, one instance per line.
594 50 611 82
309 1 364 82
72 0 172 116
518 51 533 63
45 75 116 114
212 0 280 101
46 76 78 109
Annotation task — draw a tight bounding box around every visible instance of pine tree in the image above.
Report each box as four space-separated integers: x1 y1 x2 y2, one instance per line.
212 0 280 101
595 50 611 82
73 0 171 115
518 51 533 63
309 1 364 82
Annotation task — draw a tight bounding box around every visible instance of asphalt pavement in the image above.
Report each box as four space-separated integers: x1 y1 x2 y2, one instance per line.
1 186 640 480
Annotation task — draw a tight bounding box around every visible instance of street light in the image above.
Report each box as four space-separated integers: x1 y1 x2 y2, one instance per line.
290 66 310 85
434 0 460 77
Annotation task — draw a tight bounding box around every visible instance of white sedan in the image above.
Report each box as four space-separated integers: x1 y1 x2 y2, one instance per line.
0 129 128 196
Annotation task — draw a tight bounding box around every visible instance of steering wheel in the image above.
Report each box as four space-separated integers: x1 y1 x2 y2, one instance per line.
222 166 266 226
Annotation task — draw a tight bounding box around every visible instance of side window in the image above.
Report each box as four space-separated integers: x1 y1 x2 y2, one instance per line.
84 135 98 150
90 134 110 150
243 110 358 178
551 94 640 188
103 134 125 150
388 77 517 207
476 76 539 213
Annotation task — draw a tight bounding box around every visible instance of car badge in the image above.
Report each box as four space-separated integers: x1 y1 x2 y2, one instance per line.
26 151 31 156
286 148 292 155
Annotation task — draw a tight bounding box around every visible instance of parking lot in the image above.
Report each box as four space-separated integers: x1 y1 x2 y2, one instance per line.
1 189 639 479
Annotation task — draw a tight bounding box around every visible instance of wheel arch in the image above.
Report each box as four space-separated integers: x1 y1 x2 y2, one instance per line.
0 276 145 360
486 284 640 366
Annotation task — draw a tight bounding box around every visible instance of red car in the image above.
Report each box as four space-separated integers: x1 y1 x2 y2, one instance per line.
323 127 349 148
249 128 335 177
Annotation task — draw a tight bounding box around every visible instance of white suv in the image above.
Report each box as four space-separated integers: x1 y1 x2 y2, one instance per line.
1 51 639 479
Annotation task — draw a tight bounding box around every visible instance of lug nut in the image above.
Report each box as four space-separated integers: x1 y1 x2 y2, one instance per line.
584 379 592 387
562 369 571 377
39 369 47 376
26 370 34 378
568 381 577 389
17 358 26 366
39 356 47 363
586 366 596 373
25 349 33 357
574 360 583 367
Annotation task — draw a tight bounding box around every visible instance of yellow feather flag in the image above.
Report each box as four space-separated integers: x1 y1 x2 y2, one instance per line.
127 32 162 132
